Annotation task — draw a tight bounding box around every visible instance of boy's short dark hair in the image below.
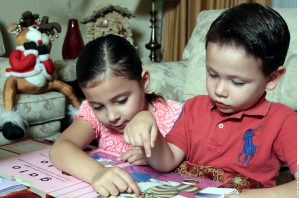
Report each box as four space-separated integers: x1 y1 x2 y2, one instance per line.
205 3 290 75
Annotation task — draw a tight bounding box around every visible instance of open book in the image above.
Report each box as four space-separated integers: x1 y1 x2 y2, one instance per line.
0 147 226 198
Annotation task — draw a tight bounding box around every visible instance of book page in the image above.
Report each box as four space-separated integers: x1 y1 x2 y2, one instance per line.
0 147 223 198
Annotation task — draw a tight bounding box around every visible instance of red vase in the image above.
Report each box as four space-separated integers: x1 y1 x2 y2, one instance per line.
62 19 84 59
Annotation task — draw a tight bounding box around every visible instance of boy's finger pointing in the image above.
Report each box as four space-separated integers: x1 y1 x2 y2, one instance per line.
141 134 152 158
150 126 158 148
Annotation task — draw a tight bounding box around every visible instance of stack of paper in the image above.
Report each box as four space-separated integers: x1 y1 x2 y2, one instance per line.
0 176 27 196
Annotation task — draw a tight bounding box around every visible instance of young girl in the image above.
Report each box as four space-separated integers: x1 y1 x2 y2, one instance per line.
49 34 182 197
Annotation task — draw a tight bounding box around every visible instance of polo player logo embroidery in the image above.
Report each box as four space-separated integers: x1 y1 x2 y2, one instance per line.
238 126 262 166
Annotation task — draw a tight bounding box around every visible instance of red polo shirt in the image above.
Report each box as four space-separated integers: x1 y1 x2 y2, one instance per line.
166 95 297 187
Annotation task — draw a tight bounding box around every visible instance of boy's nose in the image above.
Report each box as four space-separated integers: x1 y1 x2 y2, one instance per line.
215 81 228 97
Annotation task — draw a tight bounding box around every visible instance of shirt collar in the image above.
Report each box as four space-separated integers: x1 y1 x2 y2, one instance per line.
209 93 271 119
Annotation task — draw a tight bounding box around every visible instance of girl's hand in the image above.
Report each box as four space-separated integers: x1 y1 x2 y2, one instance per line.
124 111 158 158
91 167 140 197
121 147 148 165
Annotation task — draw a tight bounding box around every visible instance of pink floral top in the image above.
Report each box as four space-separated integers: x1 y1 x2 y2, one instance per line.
74 98 182 154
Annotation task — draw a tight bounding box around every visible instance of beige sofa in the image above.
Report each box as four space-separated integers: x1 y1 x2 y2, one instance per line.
0 8 296 146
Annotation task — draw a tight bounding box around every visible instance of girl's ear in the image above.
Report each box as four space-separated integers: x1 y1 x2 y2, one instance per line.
141 70 150 92
265 66 286 90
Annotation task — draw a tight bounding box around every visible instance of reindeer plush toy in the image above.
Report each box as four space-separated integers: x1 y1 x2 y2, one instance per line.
0 11 80 140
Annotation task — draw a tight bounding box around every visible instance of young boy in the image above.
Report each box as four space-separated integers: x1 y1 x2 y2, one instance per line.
124 3 296 197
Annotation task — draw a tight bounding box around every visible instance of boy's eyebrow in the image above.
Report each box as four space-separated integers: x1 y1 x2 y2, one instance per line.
206 65 251 80
205 65 217 72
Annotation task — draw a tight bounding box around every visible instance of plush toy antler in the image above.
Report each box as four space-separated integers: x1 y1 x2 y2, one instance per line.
39 16 61 40
0 11 80 140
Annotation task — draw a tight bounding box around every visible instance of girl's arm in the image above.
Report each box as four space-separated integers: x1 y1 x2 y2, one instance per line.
49 118 140 196
49 118 103 182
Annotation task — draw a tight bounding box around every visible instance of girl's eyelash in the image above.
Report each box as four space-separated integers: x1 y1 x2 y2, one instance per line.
117 97 128 104
90 97 128 110
93 105 103 110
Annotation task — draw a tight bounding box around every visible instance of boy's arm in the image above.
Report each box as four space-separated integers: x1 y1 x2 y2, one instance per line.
146 131 186 172
124 111 185 172
226 172 297 198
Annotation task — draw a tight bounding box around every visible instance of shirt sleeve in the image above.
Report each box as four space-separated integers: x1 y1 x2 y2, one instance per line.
273 111 297 174
73 100 101 138
165 102 189 154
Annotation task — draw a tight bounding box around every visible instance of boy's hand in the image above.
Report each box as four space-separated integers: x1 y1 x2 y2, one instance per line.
121 147 148 165
124 111 158 158
91 167 140 197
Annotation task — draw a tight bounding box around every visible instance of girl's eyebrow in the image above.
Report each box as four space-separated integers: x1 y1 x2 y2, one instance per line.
89 91 130 104
88 101 102 105
110 91 129 101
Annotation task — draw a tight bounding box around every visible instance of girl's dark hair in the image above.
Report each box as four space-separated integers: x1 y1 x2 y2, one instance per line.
205 3 290 76
76 34 162 102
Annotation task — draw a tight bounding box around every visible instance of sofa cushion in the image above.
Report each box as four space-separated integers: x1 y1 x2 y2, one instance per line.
0 92 66 126
182 8 297 110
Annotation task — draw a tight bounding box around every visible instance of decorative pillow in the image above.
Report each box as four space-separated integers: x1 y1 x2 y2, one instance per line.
143 61 188 102
265 8 297 110
182 10 223 60
182 8 297 111
182 10 221 100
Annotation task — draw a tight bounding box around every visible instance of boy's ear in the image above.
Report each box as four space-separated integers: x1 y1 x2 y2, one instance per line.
141 70 150 92
265 66 286 90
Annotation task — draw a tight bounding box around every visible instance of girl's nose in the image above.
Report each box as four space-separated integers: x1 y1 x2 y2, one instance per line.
107 109 120 123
